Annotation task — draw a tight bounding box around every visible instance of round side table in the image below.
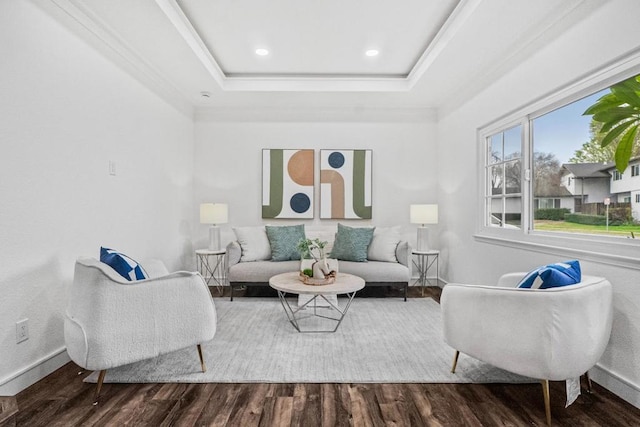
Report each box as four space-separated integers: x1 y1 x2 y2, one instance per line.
196 249 227 295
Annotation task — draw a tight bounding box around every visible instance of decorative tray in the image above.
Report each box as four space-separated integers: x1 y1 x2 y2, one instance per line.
299 271 336 286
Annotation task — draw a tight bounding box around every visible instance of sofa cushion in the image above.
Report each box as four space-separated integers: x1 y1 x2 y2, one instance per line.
265 224 305 261
233 226 271 262
368 227 401 262
99 247 148 281
338 260 410 282
229 260 301 282
330 223 375 262
517 260 581 289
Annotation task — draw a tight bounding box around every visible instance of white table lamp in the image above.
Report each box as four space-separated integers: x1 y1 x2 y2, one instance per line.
410 204 438 251
200 203 228 251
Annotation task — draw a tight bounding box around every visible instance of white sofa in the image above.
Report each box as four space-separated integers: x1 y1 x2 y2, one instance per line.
226 226 412 301
441 272 613 426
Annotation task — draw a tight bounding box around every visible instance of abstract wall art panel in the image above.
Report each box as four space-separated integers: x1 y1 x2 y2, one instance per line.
262 149 314 219
320 149 372 219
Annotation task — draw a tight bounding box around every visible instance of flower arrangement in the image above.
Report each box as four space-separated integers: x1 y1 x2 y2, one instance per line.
297 238 335 282
297 238 328 262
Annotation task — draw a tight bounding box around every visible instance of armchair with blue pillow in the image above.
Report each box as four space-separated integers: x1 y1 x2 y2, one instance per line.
441 260 613 426
64 248 217 402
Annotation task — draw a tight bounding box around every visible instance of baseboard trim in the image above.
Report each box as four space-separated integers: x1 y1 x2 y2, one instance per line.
0 347 70 396
591 363 640 409
410 276 445 288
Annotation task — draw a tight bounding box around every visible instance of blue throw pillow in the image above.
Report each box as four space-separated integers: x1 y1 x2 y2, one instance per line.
330 223 375 262
517 260 581 289
100 247 148 281
265 224 305 261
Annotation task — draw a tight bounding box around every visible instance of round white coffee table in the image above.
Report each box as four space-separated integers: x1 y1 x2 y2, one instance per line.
269 272 365 333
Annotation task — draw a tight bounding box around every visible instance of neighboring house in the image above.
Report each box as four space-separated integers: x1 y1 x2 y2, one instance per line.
606 159 640 221
534 181 574 211
560 162 614 213
558 160 640 221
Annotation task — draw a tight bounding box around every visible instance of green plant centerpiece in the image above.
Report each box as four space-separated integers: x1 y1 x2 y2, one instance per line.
297 237 336 281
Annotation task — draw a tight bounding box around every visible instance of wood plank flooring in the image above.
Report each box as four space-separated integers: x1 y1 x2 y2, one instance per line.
3 286 640 427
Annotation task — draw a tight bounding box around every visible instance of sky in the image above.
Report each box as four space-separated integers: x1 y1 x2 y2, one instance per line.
533 89 608 164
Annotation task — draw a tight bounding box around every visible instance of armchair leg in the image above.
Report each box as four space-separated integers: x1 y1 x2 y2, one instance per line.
585 371 593 394
541 379 551 427
197 344 206 372
94 369 106 403
451 350 460 373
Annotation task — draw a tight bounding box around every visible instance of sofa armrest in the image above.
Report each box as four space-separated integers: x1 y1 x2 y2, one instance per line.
395 241 411 267
226 241 242 269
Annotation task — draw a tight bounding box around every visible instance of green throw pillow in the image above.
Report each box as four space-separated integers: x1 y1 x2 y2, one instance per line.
265 225 305 261
330 223 375 262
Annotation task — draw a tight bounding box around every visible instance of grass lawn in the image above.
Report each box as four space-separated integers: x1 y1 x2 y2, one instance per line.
534 220 640 237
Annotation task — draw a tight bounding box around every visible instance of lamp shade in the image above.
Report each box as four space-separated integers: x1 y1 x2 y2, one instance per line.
200 203 228 225
410 204 438 225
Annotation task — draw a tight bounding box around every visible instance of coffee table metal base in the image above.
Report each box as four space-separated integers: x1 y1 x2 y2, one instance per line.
276 290 358 333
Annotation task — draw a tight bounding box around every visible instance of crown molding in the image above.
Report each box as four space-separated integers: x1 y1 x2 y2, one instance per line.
40 0 194 117
406 0 482 89
156 0 481 93
194 106 437 123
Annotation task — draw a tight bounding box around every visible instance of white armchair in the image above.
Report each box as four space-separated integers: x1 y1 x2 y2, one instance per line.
441 273 612 426
64 257 217 400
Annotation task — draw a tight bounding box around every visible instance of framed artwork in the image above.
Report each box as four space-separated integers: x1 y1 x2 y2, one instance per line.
320 149 372 219
262 149 314 219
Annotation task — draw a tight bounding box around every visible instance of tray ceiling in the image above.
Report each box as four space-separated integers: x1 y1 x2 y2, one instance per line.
174 0 460 78
43 0 597 111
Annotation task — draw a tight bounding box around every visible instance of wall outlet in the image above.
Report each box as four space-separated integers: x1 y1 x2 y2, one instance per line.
108 160 117 176
16 319 28 343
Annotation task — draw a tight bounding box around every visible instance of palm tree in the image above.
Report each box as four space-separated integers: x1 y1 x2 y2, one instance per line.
583 74 640 172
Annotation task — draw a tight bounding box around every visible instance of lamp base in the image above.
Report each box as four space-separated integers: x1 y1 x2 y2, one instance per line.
209 225 221 251
416 227 429 251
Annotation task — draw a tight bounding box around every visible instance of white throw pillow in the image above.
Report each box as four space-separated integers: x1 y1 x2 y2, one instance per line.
367 227 401 262
233 226 272 262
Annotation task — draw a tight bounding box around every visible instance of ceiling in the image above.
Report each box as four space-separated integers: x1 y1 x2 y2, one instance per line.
175 0 459 78
43 0 601 114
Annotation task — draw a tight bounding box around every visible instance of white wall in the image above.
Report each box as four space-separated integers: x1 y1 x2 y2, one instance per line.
0 1 195 394
437 0 640 406
193 109 438 260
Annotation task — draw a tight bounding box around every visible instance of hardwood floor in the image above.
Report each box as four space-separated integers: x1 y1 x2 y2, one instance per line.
3 287 640 427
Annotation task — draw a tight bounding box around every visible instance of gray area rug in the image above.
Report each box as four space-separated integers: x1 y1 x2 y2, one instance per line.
86 297 532 384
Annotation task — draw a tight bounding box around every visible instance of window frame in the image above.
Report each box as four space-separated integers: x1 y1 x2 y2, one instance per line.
475 53 640 270
484 124 525 229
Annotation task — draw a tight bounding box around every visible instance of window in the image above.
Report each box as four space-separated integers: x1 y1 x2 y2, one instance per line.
535 198 561 209
481 71 640 240
485 125 522 228
636 194 640 203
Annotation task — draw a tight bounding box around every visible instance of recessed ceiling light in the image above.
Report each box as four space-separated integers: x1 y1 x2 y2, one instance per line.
365 49 379 57
255 48 269 56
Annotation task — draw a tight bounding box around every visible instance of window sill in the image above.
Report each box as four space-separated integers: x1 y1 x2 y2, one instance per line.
474 230 640 271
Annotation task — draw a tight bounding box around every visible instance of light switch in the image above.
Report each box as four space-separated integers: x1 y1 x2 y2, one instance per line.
109 160 117 176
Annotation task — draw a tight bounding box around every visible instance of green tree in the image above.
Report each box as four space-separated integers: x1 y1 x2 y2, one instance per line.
570 120 640 163
583 74 640 172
